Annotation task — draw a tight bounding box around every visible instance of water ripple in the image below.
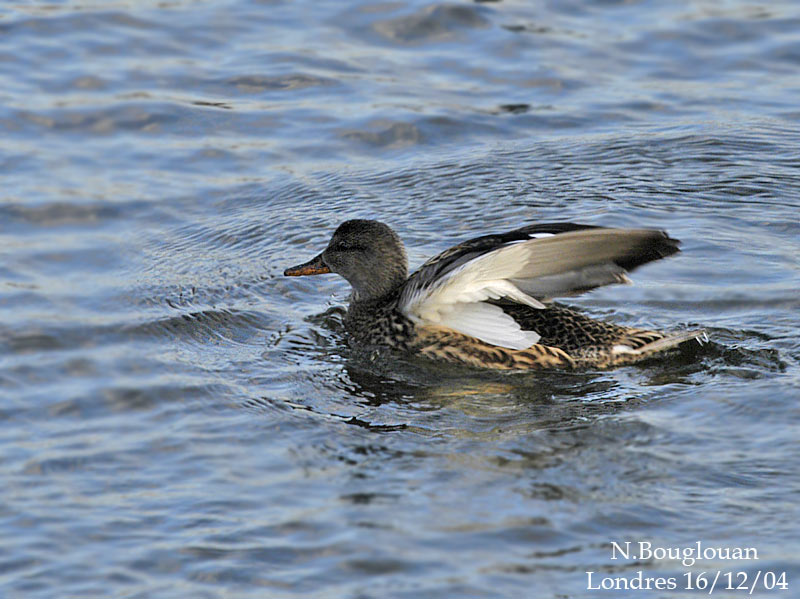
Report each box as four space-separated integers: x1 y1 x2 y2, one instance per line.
2 0 800 597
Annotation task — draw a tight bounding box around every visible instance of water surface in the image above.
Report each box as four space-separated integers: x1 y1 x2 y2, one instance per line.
1 0 799 597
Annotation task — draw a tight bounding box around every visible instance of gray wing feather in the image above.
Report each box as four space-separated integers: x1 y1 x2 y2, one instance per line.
399 227 678 349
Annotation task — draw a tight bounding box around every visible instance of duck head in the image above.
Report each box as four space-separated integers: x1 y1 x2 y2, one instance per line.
284 219 409 301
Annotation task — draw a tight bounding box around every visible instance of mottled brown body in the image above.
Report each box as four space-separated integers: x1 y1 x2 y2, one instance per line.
345 298 696 370
413 325 576 370
343 291 414 347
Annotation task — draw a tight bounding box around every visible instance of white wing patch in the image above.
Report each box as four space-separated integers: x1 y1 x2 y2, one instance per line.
432 302 541 349
411 278 545 322
402 250 547 350
400 228 659 350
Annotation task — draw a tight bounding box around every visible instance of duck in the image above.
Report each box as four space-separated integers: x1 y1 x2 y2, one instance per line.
284 219 705 370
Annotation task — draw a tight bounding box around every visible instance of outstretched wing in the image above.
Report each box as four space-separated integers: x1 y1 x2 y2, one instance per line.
398 223 680 350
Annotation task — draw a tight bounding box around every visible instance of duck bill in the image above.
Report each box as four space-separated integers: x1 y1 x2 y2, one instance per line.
284 253 331 276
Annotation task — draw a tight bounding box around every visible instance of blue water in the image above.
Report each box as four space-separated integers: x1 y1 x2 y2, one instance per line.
1 1 799 597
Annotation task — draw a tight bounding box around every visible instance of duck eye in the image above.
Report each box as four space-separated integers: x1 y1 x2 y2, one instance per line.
335 241 360 251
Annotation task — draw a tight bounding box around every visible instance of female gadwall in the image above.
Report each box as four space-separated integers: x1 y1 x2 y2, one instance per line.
285 220 703 369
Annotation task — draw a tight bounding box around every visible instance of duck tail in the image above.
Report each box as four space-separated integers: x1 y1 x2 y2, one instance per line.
607 329 708 366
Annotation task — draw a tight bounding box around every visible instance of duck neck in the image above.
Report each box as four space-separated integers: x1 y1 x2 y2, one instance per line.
350 264 407 303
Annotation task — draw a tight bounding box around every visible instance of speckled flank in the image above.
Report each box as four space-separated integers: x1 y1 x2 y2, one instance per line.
412 316 704 371
413 325 576 370
341 293 704 370
494 302 704 368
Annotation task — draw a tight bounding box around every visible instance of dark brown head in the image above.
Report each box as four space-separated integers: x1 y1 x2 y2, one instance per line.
284 220 408 301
